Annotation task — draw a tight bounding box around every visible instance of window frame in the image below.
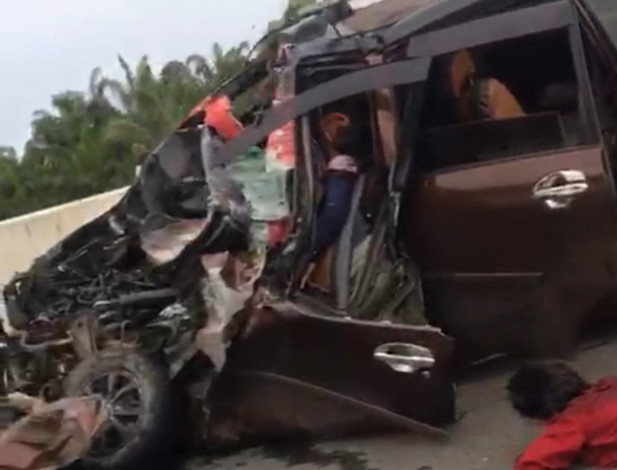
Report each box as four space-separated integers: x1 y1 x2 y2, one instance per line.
404 1 575 58
402 0 601 173
214 58 432 167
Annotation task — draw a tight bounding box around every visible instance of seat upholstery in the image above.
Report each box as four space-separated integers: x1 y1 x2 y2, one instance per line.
307 175 366 306
331 174 366 310
460 78 526 121
449 50 525 121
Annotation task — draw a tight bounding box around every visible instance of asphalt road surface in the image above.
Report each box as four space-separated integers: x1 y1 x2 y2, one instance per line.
187 341 617 470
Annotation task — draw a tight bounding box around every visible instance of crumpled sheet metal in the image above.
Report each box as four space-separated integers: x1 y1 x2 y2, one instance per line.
0 396 107 470
140 218 209 265
196 250 265 371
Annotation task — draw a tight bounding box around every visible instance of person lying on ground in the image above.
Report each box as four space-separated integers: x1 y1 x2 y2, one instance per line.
507 362 617 470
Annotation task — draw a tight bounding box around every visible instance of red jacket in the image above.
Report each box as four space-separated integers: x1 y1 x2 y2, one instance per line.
516 377 617 469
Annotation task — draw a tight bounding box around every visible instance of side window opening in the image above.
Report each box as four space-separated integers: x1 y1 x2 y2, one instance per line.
296 65 381 218
204 57 430 320
415 28 589 173
297 66 378 209
299 92 380 300
292 66 400 310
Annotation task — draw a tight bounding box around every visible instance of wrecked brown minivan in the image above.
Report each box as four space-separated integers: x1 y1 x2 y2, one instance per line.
3 0 617 467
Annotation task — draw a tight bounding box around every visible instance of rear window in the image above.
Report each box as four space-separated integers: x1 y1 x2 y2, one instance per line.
415 28 588 173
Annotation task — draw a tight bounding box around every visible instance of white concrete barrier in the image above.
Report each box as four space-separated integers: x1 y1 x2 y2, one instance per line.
0 187 128 284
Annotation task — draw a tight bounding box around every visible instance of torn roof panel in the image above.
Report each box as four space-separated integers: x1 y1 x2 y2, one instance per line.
343 0 439 33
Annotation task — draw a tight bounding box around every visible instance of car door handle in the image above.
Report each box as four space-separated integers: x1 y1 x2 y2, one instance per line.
532 170 588 209
373 343 435 374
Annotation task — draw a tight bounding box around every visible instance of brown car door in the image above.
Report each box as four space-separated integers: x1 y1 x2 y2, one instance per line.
223 305 455 434
209 57 457 437
406 145 617 358
402 2 617 359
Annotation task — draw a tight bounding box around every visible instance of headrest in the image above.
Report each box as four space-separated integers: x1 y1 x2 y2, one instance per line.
449 50 476 98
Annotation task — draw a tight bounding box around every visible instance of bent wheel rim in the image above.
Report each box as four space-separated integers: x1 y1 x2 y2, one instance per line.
79 369 144 460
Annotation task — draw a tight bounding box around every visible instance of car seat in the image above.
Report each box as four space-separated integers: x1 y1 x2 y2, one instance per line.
449 50 526 121
331 175 368 310
305 175 366 308
540 81 580 147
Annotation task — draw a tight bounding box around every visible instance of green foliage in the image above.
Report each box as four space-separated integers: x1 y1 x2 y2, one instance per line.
0 0 316 221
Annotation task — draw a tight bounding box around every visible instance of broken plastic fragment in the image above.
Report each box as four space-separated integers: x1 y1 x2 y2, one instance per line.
0 396 107 470
196 250 266 371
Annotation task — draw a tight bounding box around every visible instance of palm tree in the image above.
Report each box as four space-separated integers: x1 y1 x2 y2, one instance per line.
99 56 172 149
267 0 318 32
0 153 25 219
0 146 17 161
186 54 212 82
26 92 91 170
284 0 319 23
0 7 301 221
187 42 250 87
100 44 252 154
18 81 126 211
210 42 250 85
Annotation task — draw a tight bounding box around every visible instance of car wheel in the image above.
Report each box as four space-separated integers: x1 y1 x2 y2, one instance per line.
64 349 174 470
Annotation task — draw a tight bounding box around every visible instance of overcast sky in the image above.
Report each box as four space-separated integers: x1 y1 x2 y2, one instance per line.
0 0 287 153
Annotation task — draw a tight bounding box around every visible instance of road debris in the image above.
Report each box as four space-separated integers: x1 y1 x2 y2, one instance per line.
0 396 106 470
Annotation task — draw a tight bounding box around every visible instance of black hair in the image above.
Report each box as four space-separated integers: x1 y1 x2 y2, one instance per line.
331 116 365 157
319 94 371 161
506 362 589 420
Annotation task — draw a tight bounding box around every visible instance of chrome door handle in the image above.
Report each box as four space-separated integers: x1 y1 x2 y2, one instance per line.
373 343 435 374
533 170 588 209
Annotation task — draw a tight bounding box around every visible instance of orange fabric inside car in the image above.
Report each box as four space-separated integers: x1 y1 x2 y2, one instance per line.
483 79 525 119
459 78 525 121
188 95 243 141
450 50 525 121
203 95 244 141
450 50 476 100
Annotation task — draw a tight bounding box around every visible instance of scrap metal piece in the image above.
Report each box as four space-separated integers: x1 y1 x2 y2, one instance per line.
0 396 107 470
0 299 21 339
2 393 45 414
69 313 98 359
196 250 265 371
140 218 209 265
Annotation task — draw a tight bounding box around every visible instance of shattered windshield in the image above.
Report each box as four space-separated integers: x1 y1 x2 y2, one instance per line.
200 126 291 245
227 149 289 216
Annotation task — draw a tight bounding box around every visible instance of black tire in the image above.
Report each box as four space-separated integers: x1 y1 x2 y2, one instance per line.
64 349 174 470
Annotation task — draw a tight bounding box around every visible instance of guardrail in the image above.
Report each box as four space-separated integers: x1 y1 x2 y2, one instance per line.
0 187 128 284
